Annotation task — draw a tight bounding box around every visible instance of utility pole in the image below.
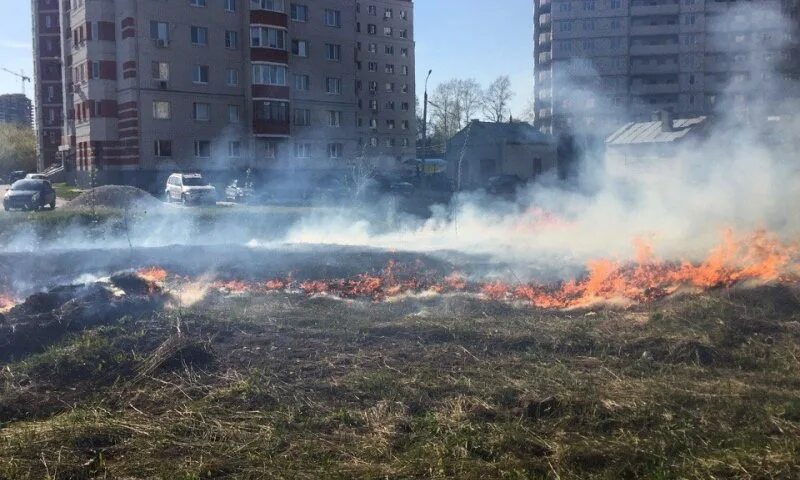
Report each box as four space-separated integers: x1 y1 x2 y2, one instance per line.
422 69 432 163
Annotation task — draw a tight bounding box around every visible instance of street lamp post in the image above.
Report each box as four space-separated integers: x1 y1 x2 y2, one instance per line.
422 69 432 167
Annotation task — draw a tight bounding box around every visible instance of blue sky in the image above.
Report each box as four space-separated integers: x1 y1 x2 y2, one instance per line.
0 0 534 115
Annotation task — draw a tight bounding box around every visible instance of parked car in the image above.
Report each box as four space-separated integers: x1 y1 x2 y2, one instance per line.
164 173 217 205
390 181 415 197
224 179 252 203
7 171 27 184
3 179 57 211
25 173 48 180
486 175 524 195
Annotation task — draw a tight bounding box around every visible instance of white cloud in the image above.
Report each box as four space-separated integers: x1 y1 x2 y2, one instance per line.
0 41 31 50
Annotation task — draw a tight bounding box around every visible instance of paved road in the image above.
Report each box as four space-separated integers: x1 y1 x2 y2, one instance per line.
0 183 68 210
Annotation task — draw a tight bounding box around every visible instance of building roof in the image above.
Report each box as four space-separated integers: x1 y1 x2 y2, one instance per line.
449 120 553 149
606 116 708 146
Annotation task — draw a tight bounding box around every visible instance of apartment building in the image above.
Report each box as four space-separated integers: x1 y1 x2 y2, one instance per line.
0 94 33 127
31 0 65 171
533 0 800 135
35 0 415 188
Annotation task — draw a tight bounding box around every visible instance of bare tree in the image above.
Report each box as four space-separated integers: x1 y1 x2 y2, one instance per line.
429 80 463 142
520 96 537 124
482 76 514 122
455 79 483 126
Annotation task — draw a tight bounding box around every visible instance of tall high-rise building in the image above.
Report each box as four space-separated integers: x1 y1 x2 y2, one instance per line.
34 0 415 188
533 0 800 135
0 94 33 127
31 0 65 171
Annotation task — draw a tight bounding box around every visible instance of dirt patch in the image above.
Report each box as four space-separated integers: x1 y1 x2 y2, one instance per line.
64 185 163 211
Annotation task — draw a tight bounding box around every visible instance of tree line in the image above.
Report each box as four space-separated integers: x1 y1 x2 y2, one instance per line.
418 76 517 157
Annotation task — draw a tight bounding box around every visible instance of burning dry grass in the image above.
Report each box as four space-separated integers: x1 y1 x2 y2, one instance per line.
129 229 800 312
1 285 799 478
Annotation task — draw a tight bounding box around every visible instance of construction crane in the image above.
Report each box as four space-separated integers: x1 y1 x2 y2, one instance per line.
1 68 31 96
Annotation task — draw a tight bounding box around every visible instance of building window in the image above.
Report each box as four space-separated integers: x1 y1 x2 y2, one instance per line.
385 101 395 110
401 102 409 111
192 65 209 84
292 39 309 57
384 26 393 36
401 120 409 130
401 65 409 75
583 0 595 10
327 143 342 158
251 0 285 12
228 104 241 123
150 21 169 42
368 62 378 72
611 0 621 7
400 10 407 20
369 137 378 147
385 82 394 92
190 26 208 46
328 110 341 127
368 5 377 15
399 30 408 39
255 101 289 122
252 64 288 85
367 24 377 35
325 9 341 27
225 30 239 49
385 64 394 74
154 140 172 157
227 68 239 86
385 138 395 148
152 61 169 80
290 3 308 21
326 77 342 94
193 102 210 121
190 0 207 6
250 26 287 49
265 141 277 158
228 141 242 157
194 140 211 158
294 143 311 158
368 43 377 54
225 0 236 11
385 45 394 55
369 118 377 128
369 99 378 110
294 74 310 90
325 43 342 61
293 108 310 126
89 61 100 79
153 101 171 119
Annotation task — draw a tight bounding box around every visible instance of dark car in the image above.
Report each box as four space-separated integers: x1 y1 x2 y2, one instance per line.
487 175 524 195
7 171 27 184
3 179 57 211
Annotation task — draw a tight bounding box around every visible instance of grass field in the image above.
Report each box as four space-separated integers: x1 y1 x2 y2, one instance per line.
1 286 799 479
51 183 85 201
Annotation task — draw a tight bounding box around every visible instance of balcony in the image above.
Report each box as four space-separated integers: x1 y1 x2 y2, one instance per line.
629 24 679 35
630 4 679 15
630 62 679 74
537 0 551 11
630 82 680 94
629 43 679 55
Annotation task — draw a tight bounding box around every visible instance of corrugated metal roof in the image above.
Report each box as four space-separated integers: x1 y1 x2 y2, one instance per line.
606 116 707 145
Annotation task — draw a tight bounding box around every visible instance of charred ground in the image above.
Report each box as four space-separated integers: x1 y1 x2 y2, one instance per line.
1 283 799 479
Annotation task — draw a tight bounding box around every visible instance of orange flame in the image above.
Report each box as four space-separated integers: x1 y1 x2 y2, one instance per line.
0 294 15 313
129 229 799 310
137 267 168 284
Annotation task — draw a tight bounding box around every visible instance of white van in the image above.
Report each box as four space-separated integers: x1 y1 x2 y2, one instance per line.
164 173 217 205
